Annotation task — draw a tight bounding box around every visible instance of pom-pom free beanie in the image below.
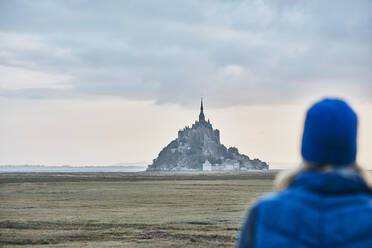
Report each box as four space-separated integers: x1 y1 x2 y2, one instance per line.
301 98 357 166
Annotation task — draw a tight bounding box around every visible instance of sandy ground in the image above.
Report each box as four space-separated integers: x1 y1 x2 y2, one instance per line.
0 172 275 247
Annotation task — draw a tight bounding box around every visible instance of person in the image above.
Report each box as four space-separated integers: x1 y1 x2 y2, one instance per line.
236 98 372 248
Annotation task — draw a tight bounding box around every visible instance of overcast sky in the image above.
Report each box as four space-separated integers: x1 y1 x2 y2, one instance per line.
1 0 371 169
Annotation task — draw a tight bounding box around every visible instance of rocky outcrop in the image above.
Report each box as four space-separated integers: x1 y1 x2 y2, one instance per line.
147 101 269 172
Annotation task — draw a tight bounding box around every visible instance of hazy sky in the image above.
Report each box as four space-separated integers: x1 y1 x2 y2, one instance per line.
1 0 371 169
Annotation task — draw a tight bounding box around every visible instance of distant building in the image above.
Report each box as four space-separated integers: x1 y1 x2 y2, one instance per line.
203 160 212 171
147 99 268 171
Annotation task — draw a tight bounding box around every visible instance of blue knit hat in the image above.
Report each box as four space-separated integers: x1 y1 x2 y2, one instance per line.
301 98 358 166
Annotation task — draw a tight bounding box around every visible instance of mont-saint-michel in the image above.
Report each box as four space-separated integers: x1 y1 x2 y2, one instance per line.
147 100 269 172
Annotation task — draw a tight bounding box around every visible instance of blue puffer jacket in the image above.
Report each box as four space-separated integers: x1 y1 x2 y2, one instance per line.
236 168 372 248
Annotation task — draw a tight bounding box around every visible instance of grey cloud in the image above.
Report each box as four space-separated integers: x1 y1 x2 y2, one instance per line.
0 0 371 107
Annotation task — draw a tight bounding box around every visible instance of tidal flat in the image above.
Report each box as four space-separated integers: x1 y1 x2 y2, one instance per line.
0 172 275 247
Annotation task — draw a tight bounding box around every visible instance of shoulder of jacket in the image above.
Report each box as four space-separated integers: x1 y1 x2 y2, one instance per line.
254 189 291 208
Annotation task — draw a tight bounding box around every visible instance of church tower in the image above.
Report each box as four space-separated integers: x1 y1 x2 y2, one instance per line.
199 98 205 122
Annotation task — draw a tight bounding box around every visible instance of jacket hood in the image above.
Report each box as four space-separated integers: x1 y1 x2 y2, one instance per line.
289 168 372 195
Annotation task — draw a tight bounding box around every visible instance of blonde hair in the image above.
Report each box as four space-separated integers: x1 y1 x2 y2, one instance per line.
274 162 372 190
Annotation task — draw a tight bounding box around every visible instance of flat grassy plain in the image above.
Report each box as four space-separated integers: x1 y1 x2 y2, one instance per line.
0 172 275 247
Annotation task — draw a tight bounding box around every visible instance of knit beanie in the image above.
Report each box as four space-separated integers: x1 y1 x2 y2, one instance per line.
301 98 357 166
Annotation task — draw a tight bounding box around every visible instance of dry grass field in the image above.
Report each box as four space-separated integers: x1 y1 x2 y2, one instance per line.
0 172 275 247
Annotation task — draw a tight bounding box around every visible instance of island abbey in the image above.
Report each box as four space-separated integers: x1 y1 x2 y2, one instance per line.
147 99 268 171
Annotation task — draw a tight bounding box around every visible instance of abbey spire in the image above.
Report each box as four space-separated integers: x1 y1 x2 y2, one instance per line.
199 98 205 122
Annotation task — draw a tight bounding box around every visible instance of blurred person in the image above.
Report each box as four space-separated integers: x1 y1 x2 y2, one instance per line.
236 98 372 248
